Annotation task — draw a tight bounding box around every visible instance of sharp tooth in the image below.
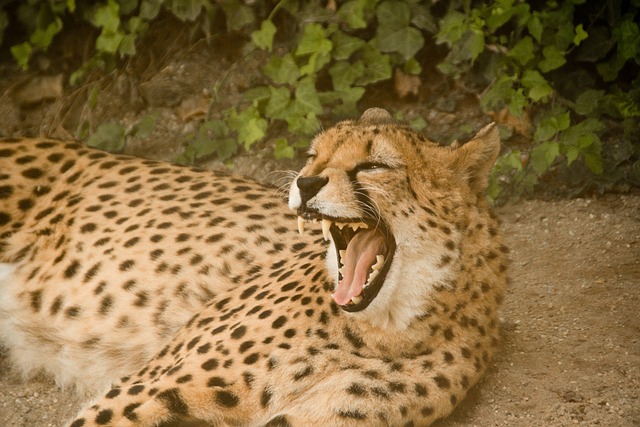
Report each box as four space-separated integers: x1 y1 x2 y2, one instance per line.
367 270 379 284
339 250 346 258
321 219 332 241
337 222 346 230
350 223 359 231
351 296 362 304
372 254 385 270
297 216 305 235
338 266 344 274
358 221 368 229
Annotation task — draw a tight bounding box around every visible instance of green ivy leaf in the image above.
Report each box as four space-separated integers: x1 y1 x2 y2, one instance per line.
521 69 553 101
286 112 319 136
356 44 392 85
333 86 365 116
403 57 422 75
574 90 605 116
221 0 254 31
227 106 267 151
436 10 466 46
613 19 640 61
508 36 534 65
263 53 300 84
530 141 560 175
296 23 332 56
88 121 126 153
332 30 365 60
481 75 515 112
273 138 294 160
527 14 543 43
265 86 291 120
294 78 323 115
508 88 527 117
337 0 369 30
140 0 163 20
329 60 365 91
92 0 121 32
251 19 276 51
573 23 588 46
129 112 159 139
168 0 204 21
538 45 566 72
534 110 571 142
10 42 32 69
574 26 613 62
30 17 63 50
96 31 124 54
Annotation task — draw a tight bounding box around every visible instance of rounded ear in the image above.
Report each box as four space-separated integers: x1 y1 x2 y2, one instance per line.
359 108 394 125
451 123 500 194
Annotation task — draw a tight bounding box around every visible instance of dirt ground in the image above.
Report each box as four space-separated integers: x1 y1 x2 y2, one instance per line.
0 20 639 427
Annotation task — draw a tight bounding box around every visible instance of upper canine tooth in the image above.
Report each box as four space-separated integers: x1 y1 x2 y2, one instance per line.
321 219 332 241
297 216 305 235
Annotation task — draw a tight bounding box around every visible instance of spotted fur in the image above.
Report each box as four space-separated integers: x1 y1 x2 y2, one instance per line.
0 108 507 426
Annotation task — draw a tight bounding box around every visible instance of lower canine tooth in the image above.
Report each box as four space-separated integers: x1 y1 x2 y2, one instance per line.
351 296 362 304
297 217 305 235
321 219 332 241
372 254 385 270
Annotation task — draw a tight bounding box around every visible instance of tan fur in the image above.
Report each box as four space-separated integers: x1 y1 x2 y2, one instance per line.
0 109 507 427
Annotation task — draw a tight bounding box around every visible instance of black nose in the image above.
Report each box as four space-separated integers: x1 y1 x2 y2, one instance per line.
297 175 328 205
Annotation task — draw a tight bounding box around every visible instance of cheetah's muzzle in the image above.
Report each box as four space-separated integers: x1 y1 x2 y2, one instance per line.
296 213 396 312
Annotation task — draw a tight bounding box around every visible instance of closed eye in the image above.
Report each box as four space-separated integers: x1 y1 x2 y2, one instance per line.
355 162 392 172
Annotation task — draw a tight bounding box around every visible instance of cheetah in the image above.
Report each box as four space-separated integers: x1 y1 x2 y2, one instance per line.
0 108 508 426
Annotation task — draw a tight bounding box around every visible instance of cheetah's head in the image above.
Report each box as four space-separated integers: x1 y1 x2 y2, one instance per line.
288 108 499 328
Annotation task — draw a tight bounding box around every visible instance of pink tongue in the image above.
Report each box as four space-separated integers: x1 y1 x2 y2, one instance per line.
333 230 384 305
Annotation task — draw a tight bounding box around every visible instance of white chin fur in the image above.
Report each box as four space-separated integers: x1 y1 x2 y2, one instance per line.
288 176 301 211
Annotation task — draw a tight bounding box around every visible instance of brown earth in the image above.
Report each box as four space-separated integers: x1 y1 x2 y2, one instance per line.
0 21 639 427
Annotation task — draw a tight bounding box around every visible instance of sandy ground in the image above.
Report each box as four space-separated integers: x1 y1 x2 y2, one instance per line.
1 193 638 427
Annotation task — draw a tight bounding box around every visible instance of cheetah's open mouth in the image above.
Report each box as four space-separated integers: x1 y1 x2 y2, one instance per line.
296 213 396 312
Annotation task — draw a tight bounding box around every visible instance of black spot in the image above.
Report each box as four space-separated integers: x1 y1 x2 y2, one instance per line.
346 383 368 396
128 385 145 395
69 420 85 427
156 388 188 416
22 168 44 179
207 376 228 387
243 353 260 364
215 390 239 407
95 409 113 424
434 374 451 389
293 366 313 380
202 358 219 371
239 340 255 353
105 388 121 399
265 415 291 427
123 403 141 421
443 328 455 340
261 387 272 407
415 383 428 396
343 326 365 349
240 285 258 299
18 198 34 211
272 315 287 329
64 260 80 279
231 325 247 339
176 374 193 384
421 406 434 417
337 409 366 420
